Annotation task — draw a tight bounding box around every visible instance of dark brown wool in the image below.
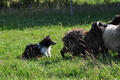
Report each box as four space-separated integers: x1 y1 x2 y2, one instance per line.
60 22 107 58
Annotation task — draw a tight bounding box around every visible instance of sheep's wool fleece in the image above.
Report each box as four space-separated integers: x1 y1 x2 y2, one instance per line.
103 24 120 51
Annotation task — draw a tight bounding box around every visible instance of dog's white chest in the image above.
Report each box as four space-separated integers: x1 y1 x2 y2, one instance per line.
41 47 51 57
37 44 51 57
41 47 50 53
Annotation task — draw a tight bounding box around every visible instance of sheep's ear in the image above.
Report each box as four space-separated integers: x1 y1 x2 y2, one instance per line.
91 24 94 28
47 35 50 37
91 23 96 28
46 35 50 39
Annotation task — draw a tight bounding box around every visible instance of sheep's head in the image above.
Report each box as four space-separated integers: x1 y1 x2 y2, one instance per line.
108 15 120 25
91 21 107 32
93 21 107 28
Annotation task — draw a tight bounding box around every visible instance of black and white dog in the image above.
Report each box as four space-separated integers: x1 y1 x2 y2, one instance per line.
22 36 56 59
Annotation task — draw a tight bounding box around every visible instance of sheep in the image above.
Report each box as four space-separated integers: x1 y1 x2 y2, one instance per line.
60 21 107 58
102 23 120 56
108 15 120 25
60 28 87 58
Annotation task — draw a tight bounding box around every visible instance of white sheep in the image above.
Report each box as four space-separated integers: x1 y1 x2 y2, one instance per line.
103 24 120 54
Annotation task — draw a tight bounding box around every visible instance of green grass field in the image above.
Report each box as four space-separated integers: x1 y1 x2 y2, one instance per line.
0 1 120 80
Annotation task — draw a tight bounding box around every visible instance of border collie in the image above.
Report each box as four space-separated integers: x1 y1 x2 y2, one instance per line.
22 36 56 59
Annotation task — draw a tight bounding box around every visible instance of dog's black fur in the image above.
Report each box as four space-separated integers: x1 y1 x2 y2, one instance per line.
22 36 56 59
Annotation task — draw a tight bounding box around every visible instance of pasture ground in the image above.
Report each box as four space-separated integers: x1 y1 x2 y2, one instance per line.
0 1 120 80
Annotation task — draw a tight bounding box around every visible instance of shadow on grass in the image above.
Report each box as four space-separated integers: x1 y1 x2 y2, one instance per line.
16 54 62 65
86 53 120 67
16 51 120 67
0 2 120 30
16 55 40 61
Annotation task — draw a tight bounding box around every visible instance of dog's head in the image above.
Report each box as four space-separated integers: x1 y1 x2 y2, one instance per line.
40 36 56 47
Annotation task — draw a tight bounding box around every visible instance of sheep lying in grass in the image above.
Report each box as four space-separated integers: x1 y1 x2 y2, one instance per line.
103 23 120 56
60 21 107 58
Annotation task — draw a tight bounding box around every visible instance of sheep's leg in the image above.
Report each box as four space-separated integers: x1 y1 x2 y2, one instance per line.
117 53 120 58
101 45 109 54
71 52 78 59
71 52 85 59
101 47 109 57
72 48 84 58
117 48 120 57
104 48 108 54
60 50 65 58
60 46 69 58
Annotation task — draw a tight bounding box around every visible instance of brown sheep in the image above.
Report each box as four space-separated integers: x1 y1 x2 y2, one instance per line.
60 21 108 58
